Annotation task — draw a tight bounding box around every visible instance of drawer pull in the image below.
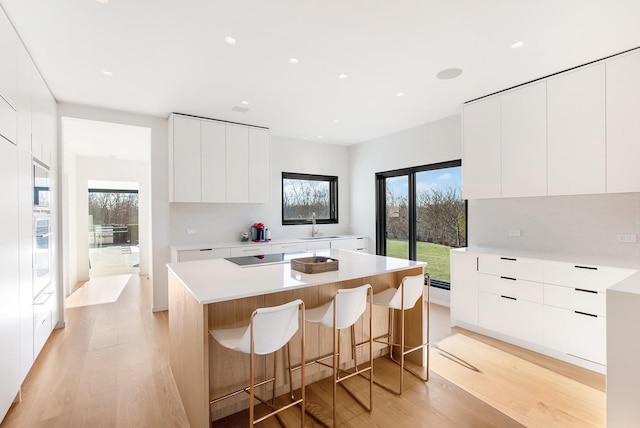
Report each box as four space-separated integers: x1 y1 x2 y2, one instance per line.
500 276 517 281
199 249 213 252
501 257 517 261
501 295 517 301
574 310 597 318
574 288 597 294
574 265 597 271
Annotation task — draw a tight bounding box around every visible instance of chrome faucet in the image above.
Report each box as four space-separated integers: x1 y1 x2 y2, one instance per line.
311 212 320 237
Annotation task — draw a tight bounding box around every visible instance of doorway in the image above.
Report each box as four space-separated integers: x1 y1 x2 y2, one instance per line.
88 183 139 277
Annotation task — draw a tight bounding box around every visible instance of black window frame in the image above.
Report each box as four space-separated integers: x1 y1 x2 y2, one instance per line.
281 172 338 225
375 160 467 288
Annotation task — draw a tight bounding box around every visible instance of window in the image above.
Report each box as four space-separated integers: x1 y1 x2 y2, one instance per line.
376 160 466 289
282 172 338 225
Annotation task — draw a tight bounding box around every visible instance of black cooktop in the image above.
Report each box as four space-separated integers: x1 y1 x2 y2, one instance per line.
225 252 306 266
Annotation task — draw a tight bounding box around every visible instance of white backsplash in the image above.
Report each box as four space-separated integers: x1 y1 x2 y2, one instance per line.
468 192 640 260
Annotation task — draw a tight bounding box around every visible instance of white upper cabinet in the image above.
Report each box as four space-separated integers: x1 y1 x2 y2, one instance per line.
201 120 226 203
171 115 201 203
606 50 640 194
500 82 547 197
462 96 501 199
0 11 17 108
169 114 270 203
248 128 270 203
547 63 606 196
226 124 249 203
15 41 31 152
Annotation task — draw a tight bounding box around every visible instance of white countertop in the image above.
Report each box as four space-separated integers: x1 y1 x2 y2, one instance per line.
452 246 640 270
170 235 364 251
167 249 425 304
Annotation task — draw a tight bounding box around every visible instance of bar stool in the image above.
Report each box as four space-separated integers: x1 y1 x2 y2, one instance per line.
372 274 429 395
209 299 305 427
305 284 373 427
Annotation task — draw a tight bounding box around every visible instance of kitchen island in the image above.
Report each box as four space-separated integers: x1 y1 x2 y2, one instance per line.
167 249 425 427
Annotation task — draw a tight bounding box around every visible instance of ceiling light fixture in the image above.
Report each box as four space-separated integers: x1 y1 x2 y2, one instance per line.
101 70 113 76
288 58 299 64
436 68 463 80
317 136 323 139
396 92 405 97
511 41 525 49
241 100 249 105
224 36 237 45
333 119 340 123
96 0 109 4
338 73 349 79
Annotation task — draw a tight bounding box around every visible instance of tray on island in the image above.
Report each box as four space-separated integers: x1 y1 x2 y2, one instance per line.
290 256 338 274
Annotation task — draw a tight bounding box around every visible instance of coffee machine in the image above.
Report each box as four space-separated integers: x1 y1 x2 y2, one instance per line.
250 223 265 242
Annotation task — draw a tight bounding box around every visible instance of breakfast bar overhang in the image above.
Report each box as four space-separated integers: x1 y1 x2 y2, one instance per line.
167 249 426 427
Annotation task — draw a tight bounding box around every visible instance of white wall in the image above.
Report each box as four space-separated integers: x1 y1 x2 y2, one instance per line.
169 136 351 245
348 115 463 242
468 193 640 260
58 103 169 312
73 156 151 286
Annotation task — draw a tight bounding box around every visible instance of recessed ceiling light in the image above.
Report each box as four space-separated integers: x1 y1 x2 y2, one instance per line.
396 92 405 97
436 68 463 80
511 41 525 49
101 70 113 76
338 74 349 79
288 58 300 64
96 0 109 4
109 154 117 158
333 119 340 123
241 100 249 105
317 136 323 139
224 36 237 45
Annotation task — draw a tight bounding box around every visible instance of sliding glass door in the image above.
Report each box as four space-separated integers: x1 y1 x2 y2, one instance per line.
376 160 466 288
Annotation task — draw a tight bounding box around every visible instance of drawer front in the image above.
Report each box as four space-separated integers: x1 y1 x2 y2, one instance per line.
305 240 331 251
479 291 544 345
230 245 272 257
544 284 606 316
179 247 231 262
543 305 606 365
543 261 634 292
330 238 359 250
478 255 544 282
478 273 543 303
271 243 307 253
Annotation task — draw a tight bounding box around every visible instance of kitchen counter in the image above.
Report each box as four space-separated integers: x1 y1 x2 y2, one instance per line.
167 249 424 304
168 250 426 427
170 234 365 251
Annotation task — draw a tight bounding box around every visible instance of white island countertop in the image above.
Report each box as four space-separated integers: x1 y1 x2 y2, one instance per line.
167 249 425 304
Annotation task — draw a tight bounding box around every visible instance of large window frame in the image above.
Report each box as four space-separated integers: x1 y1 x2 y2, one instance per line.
375 160 467 288
281 172 338 225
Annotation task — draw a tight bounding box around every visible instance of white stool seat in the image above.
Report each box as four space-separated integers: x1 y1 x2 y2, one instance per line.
209 326 247 351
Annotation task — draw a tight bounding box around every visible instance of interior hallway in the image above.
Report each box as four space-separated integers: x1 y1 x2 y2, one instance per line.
0 275 603 427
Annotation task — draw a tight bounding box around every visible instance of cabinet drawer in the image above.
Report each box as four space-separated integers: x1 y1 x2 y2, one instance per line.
543 305 606 365
544 284 606 316
478 255 544 282
230 245 271 257
543 262 634 292
271 243 306 253
179 247 231 262
479 291 544 345
305 240 331 251
478 273 543 303
330 238 359 250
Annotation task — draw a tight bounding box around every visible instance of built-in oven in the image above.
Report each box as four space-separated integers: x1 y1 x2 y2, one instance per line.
33 214 52 298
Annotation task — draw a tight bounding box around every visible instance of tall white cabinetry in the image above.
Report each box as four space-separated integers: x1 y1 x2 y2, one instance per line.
0 138 20 423
606 50 640 193
169 114 270 203
547 64 606 196
449 251 478 325
0 7 58 422
462 97 501 199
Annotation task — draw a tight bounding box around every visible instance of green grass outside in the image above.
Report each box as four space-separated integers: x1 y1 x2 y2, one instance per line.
386 239 452 282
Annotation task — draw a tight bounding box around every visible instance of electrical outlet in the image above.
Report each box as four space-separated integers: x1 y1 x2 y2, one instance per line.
616 233 637 243
186 228 196 235
508 229 521 237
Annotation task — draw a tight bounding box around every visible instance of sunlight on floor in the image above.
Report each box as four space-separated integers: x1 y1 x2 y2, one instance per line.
66 274 132 308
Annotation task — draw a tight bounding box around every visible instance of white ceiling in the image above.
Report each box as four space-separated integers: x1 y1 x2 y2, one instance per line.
2 0 640 145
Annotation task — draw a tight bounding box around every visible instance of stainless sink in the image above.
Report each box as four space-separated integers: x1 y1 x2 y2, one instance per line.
299 236 340 240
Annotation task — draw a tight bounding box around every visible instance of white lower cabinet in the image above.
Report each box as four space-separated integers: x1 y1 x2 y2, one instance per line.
479 291 544 345
271 242 306 253
450 251 478 325
544 305 606 365
330 237 368 252
178 248 231 262
230 245 272 257
305 240 330 251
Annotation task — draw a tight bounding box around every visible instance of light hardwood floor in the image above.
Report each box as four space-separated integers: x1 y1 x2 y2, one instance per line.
1 276 603 427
